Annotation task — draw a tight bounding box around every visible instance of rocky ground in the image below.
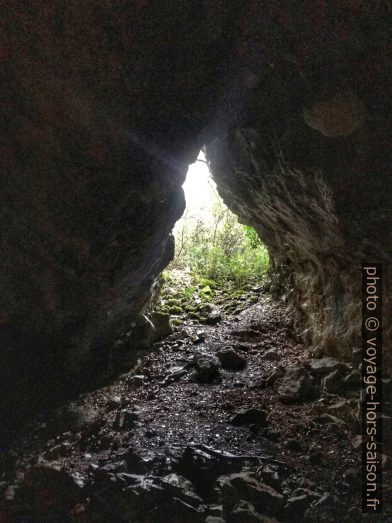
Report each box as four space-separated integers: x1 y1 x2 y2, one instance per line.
1 278 391 522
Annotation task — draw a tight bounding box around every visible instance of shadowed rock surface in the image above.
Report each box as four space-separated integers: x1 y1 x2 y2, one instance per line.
1 2 391 432
4 293 390 521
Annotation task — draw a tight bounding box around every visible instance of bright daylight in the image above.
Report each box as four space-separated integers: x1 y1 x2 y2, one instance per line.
157 150 270 328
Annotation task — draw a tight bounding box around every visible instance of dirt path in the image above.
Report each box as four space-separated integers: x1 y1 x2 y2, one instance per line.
1 290 390 522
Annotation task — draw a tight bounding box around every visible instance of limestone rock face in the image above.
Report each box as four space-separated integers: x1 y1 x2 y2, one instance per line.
205 3 392 362
1 2 391 424
0 1 238 424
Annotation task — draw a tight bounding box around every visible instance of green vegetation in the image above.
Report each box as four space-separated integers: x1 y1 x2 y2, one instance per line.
171 199 269 284
155 165 270 328
155 266 267 329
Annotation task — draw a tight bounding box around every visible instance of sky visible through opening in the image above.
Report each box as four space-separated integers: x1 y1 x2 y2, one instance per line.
171 150 269 279
174 150 218 234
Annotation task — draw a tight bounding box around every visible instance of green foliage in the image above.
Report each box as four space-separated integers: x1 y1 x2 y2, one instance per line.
171 199 269 284
243 225 263 249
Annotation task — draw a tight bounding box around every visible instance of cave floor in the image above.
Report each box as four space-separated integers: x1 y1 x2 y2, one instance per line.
2 289 389 522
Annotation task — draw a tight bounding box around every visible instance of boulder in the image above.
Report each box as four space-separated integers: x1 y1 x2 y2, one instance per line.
229 408 268 427
160 473 203 507
203 313 222 326
175 446 242 501
219 472 284 519
169 305 183 315
328 399 360 429
151 312 173 340
133 315 155 351
322 369 345 393
91 471 206 522
192 330 206 344
129 375 146 388
285 494 313 517
263 366 286 387
216 348 247 370
308 358 349 378
277 367 318 403
194 354 221 382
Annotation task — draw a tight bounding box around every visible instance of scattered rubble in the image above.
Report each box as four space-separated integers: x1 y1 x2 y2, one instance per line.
1 293 382 521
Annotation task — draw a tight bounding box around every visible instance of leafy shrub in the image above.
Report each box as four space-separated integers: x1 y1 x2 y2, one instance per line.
171 199 269 284
243 225 263 249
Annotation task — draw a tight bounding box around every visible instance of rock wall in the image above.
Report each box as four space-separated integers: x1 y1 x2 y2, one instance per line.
206 2 392 363
0 1 242 424
1 1 391 425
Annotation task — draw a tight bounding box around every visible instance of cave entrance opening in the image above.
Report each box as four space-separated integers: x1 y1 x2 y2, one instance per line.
156 150 269 325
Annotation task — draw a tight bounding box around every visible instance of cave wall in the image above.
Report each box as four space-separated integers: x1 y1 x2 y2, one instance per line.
206 2 392 363
0 1 243 422
1 1 391 424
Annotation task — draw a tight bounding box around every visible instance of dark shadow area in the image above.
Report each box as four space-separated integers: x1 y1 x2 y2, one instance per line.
1 1 392 521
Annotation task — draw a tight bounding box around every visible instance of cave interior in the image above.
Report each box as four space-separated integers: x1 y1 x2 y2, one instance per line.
1 2 391 521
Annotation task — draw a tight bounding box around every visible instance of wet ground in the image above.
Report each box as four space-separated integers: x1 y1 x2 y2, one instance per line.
1 286 391 522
